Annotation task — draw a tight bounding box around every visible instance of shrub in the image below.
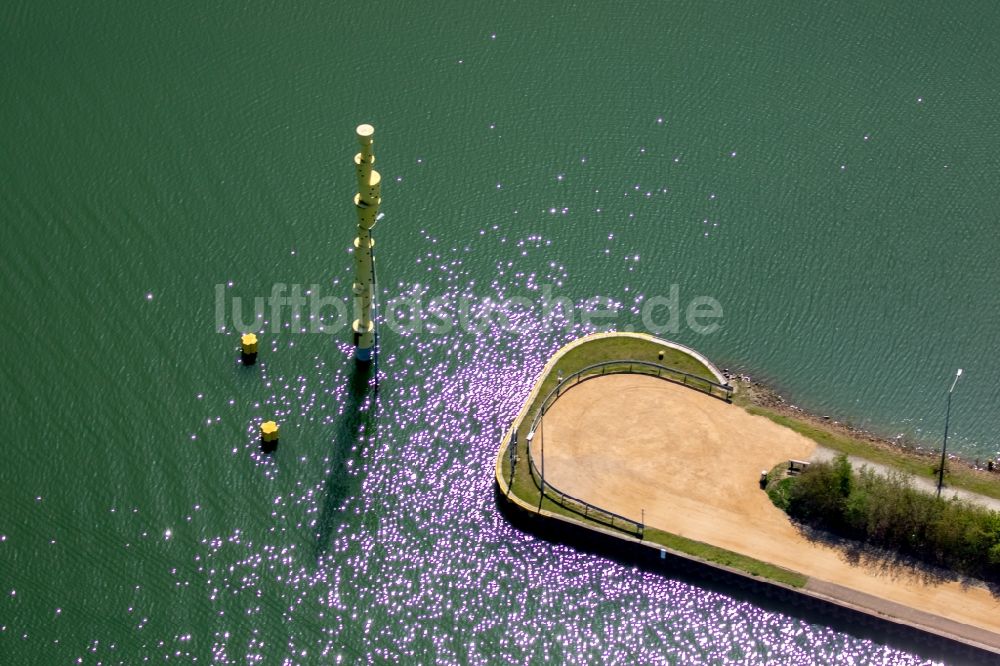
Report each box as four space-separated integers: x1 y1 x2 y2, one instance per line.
989 542 1000 567
778 456 1000 582
766 476 795 511
787 456 852 532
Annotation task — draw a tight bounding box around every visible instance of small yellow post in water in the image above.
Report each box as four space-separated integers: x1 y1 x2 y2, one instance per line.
241 333 258 355
240 332 259 365
260 421 279 443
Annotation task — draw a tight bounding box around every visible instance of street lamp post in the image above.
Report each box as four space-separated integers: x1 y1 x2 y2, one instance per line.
937 368 963 498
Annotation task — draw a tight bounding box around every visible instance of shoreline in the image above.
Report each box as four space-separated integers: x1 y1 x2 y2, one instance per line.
730 373 939 458
728 373 1000 498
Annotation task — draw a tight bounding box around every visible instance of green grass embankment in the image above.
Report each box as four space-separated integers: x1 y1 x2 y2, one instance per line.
741 401 1000 501
642 527 808 588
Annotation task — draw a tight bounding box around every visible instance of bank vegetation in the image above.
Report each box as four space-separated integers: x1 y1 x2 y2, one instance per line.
767 456 1000 583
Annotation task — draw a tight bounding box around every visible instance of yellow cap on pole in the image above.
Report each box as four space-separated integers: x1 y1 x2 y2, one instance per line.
241 333 258 355
260 421 279 443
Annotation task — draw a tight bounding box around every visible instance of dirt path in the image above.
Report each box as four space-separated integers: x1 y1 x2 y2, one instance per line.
533 374 1000 639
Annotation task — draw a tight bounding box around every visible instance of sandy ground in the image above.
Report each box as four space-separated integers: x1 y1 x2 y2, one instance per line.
532 374 1000 638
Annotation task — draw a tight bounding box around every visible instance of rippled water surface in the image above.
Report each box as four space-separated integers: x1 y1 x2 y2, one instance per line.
3 1 1000 663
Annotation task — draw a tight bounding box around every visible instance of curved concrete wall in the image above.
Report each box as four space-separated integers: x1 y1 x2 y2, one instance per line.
494 333 999 663
495 485 999 664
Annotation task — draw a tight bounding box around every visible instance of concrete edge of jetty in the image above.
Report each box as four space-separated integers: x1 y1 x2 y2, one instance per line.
494 332 1000 664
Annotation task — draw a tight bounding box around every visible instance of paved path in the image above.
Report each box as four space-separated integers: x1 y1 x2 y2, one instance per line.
809 447 1000 513
533 373 1000 648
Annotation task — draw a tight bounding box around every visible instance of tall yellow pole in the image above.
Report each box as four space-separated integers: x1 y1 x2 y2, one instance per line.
352 123 380 363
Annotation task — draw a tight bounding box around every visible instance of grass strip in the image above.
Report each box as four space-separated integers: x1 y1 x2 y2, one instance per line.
643 527 808 588
743 404 1000 501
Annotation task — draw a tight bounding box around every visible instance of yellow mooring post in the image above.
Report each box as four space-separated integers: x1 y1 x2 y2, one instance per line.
260 420 279 452
351 123 380 363
240 332 258 365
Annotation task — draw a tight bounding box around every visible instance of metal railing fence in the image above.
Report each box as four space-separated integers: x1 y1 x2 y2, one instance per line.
507 359 734 538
